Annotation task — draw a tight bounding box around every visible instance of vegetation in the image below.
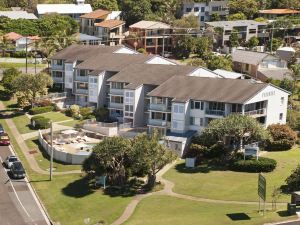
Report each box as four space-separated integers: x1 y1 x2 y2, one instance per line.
228 0 258 19
29 106 54 115
230 157 277 173
31 115 51 129
227 12 247 21
206 55 233 71
87 0 119 10
285 165 300 192
246 36 259 49
1 67 21 95
229 29 240 48
266 124 297 151
93 107 109 122
173 35 195 59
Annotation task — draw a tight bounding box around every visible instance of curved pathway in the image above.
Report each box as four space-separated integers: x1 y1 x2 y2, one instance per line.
0 101 81 176
111 161 288 225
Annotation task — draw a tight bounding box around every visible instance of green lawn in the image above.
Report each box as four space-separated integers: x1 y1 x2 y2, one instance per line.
164 147 300 202
58 119 82 128
0 62 46 68
25 138 82 172
124 195 294 225
1 118 132 225
12 113 32 134
41 111 72 122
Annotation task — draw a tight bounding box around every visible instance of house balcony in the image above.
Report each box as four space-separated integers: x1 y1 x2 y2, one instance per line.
110 32 125 39
244 108 266 117
109 88 124 96
51 64 64 70
108 102 123 110
52 77 63 83
205 110 225 116
148 119 170 127
75 76 89 82
75 88 88 95
149 103 171 112
257 32 269 38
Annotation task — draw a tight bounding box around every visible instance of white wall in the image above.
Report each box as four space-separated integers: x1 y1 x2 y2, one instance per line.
113 47 137 54
146 56 176 65
133 86 145 127
245 85 289 126
65 62 75 89
171 102 188 133
189 68 221 78
88 75 101 103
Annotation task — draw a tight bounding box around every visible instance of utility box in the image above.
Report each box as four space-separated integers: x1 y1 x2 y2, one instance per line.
185 158 196 168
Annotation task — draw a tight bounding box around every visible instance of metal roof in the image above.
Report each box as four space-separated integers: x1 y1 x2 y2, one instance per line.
0 10 37 19
37 3 92 15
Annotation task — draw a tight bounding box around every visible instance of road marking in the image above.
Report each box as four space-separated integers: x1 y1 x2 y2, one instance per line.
0 155 36 224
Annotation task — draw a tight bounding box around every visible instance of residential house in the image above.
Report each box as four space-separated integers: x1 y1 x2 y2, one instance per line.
128 20 173 55
4 32 40 52
181 0 229 26
0 10 37 19
36 0 92 21
80 9 125 46
205 20 268 51
50 44 289 156
232 50 292 81
258 9 300 20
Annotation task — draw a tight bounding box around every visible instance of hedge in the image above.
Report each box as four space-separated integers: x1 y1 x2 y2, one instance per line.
265 139 295 151
29 106 54 115
230 157 277 173
31 116 51 129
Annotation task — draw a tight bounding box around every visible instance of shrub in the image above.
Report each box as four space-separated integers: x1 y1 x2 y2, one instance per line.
29 106 54 115
184 143 208 159
79 107 93 119
230 157 277 173
31 116 51 129
93 107 109 122
285 165 300 192
36 99 52 107
67 104 80 117
266 124 297 151
12 51 27 58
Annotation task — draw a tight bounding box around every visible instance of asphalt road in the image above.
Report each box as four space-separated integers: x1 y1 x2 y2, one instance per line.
0 145 49 225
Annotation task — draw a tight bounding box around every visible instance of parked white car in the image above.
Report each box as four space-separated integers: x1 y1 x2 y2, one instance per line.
4 155 18 168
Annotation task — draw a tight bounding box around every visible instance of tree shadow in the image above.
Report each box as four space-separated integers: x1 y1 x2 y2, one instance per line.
174 162 226 174
226 213 251 221
0 89 11 102
280 184 291 195
104 179 145 198
62 176 95 198
277 210 291 217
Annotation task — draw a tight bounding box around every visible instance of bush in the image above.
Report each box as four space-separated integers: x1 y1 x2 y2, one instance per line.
266 124 297 151
230 157 277 173
11 51 27 58
79 107 93 119
29 106 54 115
65 104 80 117
184 143 208 159
36 99 52 107
31 116 51 129
285 165 300 192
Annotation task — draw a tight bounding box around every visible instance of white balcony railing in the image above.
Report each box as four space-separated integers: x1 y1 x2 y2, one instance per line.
149 104 170 112
148 119 169 127
109 88 124 96
205 110 225 116
108 102 123 109
51 64 64 70
52 77 63 83
75 89 88 95
75 76 89 82
244 108 266 116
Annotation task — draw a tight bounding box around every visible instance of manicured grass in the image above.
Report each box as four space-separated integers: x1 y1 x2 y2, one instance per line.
12 113 33 134
40 111 72 122
1 118 132 225
0 62 46 68
124 195 294 225
58 119 82 128
25 138 82 172
164 147 300 202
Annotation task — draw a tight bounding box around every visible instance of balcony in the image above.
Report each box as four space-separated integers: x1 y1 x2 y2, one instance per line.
108 102 123 109
75 89 88 95
109 88 124 96
149 103 171 112
148 119 169 127
205 110 225 116
110 32 124 39
257 32 269 38
244 108 266 117
52 77 63 83
75 76 89 82
51 64 64 70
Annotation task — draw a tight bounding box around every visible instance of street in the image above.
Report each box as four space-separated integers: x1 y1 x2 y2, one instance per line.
0 145 50 225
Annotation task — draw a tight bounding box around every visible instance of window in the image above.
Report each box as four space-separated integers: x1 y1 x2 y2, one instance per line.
191 101 204 110
208 102 225 111
77 82 88 89
201 7 205 12
54 59 63 65
194 7 199 12
79 70 86 77
125 105 133 112
245 64 250 71
65 64 73 71
200 16 205 21
224 30 231 35
172 121 178 129
212 6 220 11
190 117 195 125
111 96 123 104
52 71 63 78
89 77 98 84
249 29 256 34
186 7 192 12
111 82 124 89
173 105 184 113
200 118 204 126
281 97 284 105
279 113 283 120
151 112 165 120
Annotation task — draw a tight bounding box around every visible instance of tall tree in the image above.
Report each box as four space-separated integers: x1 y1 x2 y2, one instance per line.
247 36 259 49
173 15 199 29
83 136 132 186
227 12 247 21
1 67 21 94
194 36 213 60
87 0 119 10
207 55 233 71
229 29 239 48
228 0 258 19
132 131 176 187
120 0 152 25
173 35 195 59
12 73 53 107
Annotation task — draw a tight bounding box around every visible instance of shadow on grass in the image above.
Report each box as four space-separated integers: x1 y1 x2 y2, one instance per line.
0 90 11 102
277 210 291 217
226 213 251 221
104 179 145 198
62 176 95 198
174 162 227 174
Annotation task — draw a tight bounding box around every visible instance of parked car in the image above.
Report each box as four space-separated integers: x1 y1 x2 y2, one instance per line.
0 133 10 145
4 155 18 168
0 124 4 134
10 161 25 179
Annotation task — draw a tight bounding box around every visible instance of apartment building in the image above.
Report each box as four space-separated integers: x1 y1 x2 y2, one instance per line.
205 20 268 49
80 9 125 46
50 44 289 156
182 0 229 26
232 50 292 81
127 21 173 55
